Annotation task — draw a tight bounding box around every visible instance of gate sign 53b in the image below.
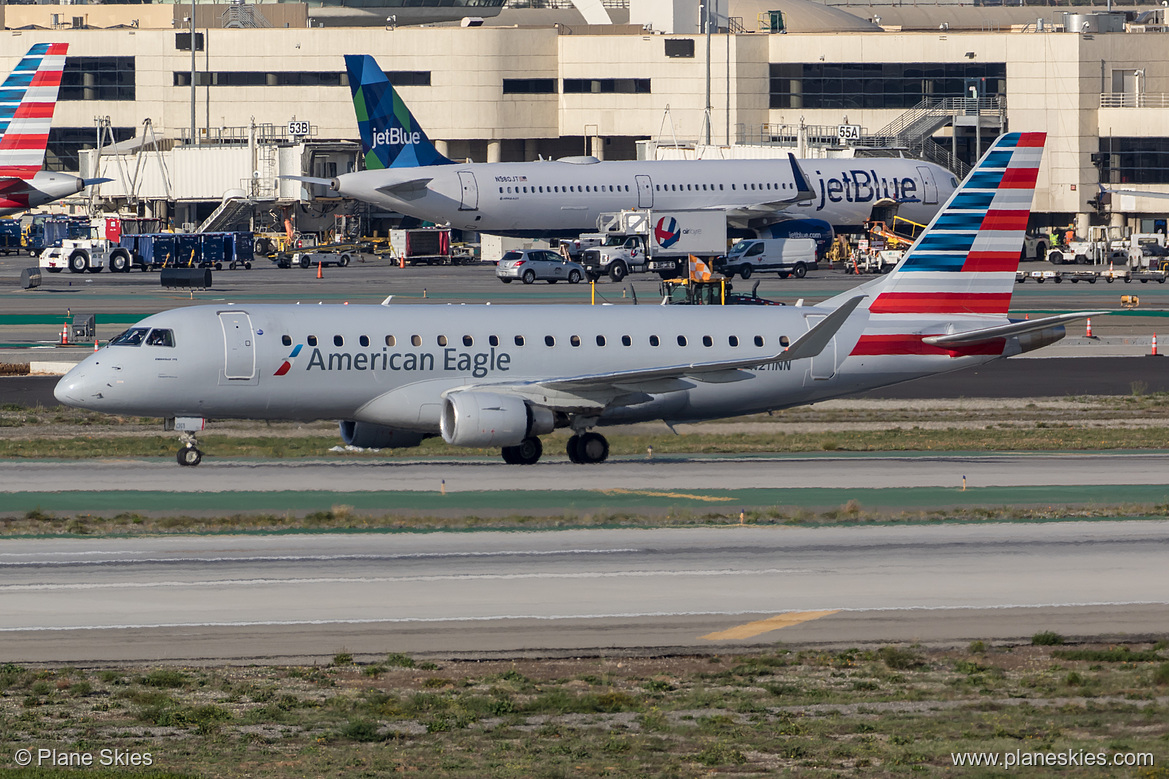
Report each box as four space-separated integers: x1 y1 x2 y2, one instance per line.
288 121 311 137
837 124 861 141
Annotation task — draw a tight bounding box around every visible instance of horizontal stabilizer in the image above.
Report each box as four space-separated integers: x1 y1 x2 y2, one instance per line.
279 175 336 189
922 311 1107 346
83 177 114 187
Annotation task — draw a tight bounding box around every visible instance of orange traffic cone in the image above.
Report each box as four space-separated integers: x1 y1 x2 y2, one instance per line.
399 255 405 269
60 323 68 345
316 260 323 279
1086 317 1093 338
94 339 99 352
1153 333 1159 357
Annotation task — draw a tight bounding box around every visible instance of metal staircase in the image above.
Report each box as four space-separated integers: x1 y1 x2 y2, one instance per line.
197 198 254 233
854 96 1006 179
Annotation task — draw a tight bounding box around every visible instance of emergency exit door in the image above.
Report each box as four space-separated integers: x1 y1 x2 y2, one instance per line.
219 311 255 380
916 166 939 205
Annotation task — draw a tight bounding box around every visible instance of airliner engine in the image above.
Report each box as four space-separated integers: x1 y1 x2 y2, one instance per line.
338 420 426 449
440 392 554 448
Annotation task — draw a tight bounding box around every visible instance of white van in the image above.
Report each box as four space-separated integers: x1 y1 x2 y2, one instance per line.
717 238 818 279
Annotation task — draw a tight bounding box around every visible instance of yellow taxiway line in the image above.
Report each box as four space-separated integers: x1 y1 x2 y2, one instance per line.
599 488 735 503
702 610 841 641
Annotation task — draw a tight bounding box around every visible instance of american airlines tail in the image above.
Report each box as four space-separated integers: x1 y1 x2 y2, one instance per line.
0 43 67 181
344 53 452 169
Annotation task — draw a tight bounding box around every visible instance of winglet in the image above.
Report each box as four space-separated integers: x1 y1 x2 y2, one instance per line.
779 295 865 362
787 153 816 203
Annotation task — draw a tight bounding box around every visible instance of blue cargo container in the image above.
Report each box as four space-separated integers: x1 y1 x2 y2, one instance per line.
174 233 200 267
199 233 226 268
0 219 21 255
224 231 254 268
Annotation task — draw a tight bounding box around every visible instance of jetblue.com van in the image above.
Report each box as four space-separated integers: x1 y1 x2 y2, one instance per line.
717 238 818 279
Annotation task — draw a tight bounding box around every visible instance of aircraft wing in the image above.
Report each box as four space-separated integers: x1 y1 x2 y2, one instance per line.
1102 187 1169 201
922 311 1107 347
454 297 863 408
719 154 816 223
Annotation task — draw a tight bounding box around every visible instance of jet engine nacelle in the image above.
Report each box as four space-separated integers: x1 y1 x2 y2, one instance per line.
338 420 426 449
440 391 554 448
757 218 834 257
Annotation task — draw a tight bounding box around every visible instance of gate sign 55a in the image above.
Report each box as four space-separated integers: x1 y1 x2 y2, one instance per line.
837 124 861 141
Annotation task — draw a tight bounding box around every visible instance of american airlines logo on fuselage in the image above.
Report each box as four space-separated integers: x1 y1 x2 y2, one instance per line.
276 345 513 379
373 128 422 148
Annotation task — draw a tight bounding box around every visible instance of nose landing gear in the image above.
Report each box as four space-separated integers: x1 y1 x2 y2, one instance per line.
166 417 206 466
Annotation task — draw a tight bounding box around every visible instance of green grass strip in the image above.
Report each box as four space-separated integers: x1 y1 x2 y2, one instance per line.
5 484 1169 515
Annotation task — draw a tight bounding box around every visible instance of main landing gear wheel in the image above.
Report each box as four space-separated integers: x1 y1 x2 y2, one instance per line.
501 436 542 465
177 445 202 467
568 432 609 464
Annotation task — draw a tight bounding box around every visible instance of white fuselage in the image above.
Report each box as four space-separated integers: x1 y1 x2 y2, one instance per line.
332 157 958 237
55 302 1014 432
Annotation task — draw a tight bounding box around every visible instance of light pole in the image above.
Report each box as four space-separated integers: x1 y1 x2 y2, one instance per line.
189 0 196 146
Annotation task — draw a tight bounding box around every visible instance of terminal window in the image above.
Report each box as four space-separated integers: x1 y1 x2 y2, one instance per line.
1099 138 1169 185
173 70 430 88
563 79 651 94
768 62 1004 110
46 126 134 172
503 79 557 94
61 57 135 101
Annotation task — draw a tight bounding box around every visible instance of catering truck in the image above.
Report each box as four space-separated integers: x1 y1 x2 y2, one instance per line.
580 209 728 281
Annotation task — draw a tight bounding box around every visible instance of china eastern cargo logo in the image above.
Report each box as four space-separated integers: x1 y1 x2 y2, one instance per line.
654 217 680 249
274 344 302 376
372 127 421 148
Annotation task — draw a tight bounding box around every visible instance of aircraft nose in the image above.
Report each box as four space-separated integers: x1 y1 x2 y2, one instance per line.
53 369 85 406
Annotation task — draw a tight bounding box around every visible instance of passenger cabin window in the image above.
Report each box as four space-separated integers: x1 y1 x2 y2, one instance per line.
489 335 499 346
729 335 739 347
570 335 581 347
359 335 369 347
780 336 790 347
703 335 713 347
677 335 687 347
463 335 474 347
596 335 606 346
545 335 555 347
146 329 174 347
515 335 525 346
282 335 292 346
754 336 765 347
437 335 448 346
621 335 632 346
334 335 344 347
308 335 318 346
386 335 396 347
649 335 660 347
110 328 150 346
411 335 421 347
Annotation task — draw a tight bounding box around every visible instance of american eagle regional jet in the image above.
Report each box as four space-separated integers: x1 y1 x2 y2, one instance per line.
0 43 110 215
56 132 1102 466
286 54 960 238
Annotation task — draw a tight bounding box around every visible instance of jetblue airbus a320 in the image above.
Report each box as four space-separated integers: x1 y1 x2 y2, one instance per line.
57 133 1099 466
286 55 960 239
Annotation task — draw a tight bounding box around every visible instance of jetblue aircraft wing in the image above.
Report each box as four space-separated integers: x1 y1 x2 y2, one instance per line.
720 154 817 224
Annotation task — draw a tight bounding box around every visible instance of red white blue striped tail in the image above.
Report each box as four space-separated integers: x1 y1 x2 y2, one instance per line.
0 43 68 181
867 131 1045 316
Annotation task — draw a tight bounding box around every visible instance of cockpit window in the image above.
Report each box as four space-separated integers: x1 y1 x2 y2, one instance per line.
146 328 174 347
109 327 150 346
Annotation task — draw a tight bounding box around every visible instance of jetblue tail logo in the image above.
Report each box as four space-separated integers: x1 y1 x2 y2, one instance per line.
275 344 302 376
654 217 680 249
344 54 452 170
0 42 68 180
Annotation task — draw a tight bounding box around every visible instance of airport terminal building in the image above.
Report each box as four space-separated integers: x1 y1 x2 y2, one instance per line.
3 0 1167 235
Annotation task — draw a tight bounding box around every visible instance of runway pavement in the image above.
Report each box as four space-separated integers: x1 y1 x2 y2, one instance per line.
1 521 1165 663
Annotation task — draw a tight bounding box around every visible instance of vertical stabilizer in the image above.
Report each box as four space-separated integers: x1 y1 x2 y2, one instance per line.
344 54 453 170
0 43 68 180
835 132 1045 316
